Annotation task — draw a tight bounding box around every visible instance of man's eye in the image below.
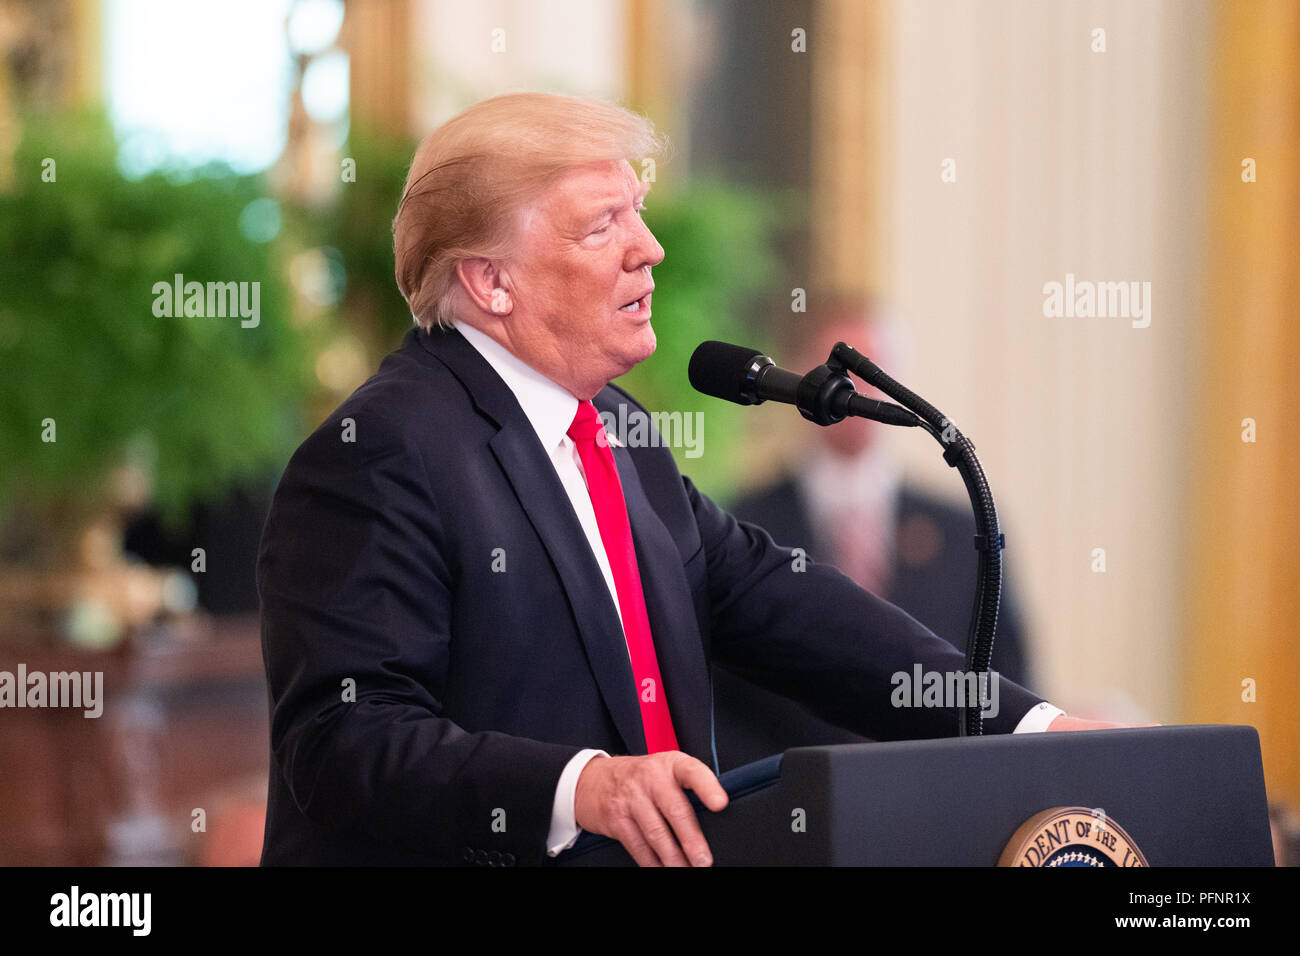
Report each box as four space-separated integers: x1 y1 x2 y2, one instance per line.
592 225 609 235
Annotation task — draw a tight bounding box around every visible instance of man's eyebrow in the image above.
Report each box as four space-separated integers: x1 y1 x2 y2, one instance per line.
584 184 652 223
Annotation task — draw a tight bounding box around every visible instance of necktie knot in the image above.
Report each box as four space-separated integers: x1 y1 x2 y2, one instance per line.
567 400 607 444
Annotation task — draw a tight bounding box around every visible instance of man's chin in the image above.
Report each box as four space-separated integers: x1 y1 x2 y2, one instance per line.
627 323 657 367
598 323 657 385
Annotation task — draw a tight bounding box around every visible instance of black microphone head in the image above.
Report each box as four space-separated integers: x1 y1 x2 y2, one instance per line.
688 340 766 405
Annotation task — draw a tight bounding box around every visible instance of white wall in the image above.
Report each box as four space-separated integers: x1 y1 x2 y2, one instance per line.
885 0 1213 720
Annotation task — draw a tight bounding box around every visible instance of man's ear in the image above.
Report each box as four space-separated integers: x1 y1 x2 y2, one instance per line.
455 259 513 316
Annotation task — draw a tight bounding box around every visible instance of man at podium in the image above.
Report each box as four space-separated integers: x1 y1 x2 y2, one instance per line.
256 92 1116 868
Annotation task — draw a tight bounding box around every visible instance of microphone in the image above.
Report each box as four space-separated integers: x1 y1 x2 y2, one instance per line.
688 341 798 405
688 340 920 427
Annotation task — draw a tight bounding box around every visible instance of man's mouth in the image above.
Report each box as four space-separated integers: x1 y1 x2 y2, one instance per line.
618 289 654 313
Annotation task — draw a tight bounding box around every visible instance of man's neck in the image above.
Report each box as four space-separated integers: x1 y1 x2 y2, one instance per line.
453 317 601 400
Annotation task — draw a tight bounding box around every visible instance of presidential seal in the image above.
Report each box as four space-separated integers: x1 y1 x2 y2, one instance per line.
998 807 1148 867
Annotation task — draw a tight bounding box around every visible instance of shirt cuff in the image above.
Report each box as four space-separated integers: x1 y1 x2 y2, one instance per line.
546 748 609 857
1013 701 1066 733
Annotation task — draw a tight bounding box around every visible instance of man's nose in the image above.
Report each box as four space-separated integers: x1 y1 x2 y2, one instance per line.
626 215 665 270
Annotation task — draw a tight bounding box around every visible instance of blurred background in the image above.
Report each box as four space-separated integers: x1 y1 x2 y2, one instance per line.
0 0 1295 866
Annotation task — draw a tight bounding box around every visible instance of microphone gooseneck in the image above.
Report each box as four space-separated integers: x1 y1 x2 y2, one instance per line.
829 342 1004 738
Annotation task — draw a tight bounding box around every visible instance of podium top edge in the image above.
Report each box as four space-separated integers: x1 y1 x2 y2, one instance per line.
779 723 1260 760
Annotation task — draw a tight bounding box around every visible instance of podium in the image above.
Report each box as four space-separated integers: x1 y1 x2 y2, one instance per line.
553 725 1274 866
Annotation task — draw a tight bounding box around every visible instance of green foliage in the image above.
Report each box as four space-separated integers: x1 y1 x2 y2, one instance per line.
313 126 419 348
0 110 311 524
618 183 782 497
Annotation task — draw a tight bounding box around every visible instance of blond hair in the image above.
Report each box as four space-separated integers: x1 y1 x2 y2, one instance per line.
393 92 664 331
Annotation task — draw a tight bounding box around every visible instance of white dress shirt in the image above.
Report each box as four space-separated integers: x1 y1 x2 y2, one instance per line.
453 321 1062 860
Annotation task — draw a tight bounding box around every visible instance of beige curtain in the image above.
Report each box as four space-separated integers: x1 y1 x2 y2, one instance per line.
344 0 413 136
811 0 893 295
1187 0 1300 805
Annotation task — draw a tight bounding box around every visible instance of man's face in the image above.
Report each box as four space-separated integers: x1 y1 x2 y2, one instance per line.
502 160 664 398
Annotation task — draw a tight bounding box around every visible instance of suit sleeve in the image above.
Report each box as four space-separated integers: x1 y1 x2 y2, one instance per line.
257 409 580 864
684 476 1044 739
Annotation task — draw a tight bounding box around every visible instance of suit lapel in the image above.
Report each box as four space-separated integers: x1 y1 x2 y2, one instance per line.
414 327 647 755
413 327 713 761
487 424 648 755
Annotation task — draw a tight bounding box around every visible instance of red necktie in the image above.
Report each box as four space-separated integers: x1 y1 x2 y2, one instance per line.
567 400 679 753
833 503 890 596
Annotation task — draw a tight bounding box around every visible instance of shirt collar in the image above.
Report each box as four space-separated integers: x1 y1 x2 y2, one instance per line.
454 320 580 451
800 441 902 527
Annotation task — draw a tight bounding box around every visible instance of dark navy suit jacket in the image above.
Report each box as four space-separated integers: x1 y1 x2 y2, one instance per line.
257 326 1046 865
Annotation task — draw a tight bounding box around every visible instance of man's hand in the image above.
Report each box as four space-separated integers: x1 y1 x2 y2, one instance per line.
574 752 729 867
1046 715 1160 731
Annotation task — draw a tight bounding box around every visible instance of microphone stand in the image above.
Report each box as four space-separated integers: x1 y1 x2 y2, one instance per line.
809 343 1005 738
